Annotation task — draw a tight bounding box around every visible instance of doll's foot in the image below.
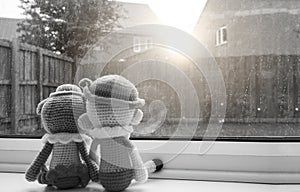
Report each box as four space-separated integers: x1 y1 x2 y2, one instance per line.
37 165 49 184
152 159 163 172
145 159 164 173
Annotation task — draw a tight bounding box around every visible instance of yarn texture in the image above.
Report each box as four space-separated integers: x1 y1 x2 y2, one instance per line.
78 75 163 192
25 84 99 189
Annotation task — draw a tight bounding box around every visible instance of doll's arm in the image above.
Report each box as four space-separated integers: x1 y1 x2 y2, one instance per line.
89 139 100 165
25 142 53 182
77 142 99 182
123 139 148 183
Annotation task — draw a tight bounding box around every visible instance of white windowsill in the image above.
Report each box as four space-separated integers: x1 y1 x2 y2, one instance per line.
1 138 300 184
1 172 300 192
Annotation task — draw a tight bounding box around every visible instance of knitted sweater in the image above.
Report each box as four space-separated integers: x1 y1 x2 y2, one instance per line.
88 126 148 181
89 134 148 192
42 133 90 169
78 113 149 182
25 133 99 189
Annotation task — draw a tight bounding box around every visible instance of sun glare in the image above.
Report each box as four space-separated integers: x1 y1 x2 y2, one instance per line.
0 0 23 18
148 0 206 33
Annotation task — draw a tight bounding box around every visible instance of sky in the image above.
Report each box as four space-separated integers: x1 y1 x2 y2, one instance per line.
0 0 207 33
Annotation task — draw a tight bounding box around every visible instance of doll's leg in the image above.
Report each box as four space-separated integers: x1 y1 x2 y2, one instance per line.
99 169 134 192
130 148 164 182
144 159 164 173
77 163 90 187
45 164 89 189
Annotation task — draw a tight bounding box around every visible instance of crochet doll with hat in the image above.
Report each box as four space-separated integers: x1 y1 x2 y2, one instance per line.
78 75 163 192
25 84 99 189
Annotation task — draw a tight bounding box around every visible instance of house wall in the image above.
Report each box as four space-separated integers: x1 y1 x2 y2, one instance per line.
194 0 300 57
0 18 22 41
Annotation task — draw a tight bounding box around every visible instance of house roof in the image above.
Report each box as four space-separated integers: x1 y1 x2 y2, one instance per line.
0 17 22 40
193 0 208 34
118 2 160 28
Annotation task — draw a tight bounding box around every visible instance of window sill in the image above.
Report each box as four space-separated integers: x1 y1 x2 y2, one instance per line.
1 138 300 184
1 172 300 192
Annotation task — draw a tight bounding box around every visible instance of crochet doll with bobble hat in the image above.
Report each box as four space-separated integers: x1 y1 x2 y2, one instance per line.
78 75 163 192
25 84 99 189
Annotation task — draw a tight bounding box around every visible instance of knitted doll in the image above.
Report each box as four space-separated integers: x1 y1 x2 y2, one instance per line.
78 75 163 192
25 84 99 189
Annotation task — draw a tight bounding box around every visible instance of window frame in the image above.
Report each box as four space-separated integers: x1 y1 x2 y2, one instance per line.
216 26 228 46
133 36 142 53
1 138 300 184
145 38 153 50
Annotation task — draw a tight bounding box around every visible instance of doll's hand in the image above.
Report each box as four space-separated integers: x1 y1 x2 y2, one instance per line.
89 159 99 182
89 150 100 165
89 139 100 165
25 143 53 182
25 166 40 182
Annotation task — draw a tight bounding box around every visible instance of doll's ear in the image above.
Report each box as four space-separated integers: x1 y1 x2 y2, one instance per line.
131 109 143 125
36 99 48 115
79 78 92 89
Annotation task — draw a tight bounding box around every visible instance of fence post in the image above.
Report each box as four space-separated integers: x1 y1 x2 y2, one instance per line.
37 48 44 129
72 57 78 82
248 55 257 121
10 39 20 134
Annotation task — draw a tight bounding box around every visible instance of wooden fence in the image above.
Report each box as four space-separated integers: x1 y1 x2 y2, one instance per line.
215 55 300 123
77 49 300 124
0 40 75 134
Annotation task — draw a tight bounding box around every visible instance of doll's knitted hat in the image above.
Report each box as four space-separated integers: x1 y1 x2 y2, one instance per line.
79 75 144 127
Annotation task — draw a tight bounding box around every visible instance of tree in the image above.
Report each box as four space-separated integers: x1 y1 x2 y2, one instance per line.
18 0 123 58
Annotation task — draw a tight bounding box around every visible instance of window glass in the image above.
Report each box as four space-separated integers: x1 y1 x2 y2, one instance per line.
222 27 227 43
133 36 142 53
216 26 227 46
0 0 299 140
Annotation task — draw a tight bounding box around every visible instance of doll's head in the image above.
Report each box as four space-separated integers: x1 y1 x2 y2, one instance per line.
79 75 144 128
36 84 86 134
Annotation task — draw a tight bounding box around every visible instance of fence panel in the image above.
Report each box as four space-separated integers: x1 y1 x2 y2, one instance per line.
3 40 297 132
0 42 11 134
217 55 300 123
0 40 75 135
295 55 300 118
76 52 300 124
42 54 74 100
18 47 37 133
